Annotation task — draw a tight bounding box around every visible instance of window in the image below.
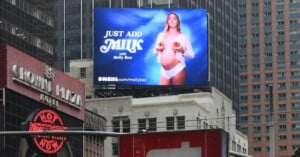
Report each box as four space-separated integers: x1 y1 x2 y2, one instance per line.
279 145 287 151
253 126 261 133
253 105 260 112
293 124 300 130
253 116 261 122
279 135 287 140
112 120 120 132
166 117 175 130
138 119 146 131
166 116 185 130
138 118 157 132
112 117 131 133
253 84 260 90
240 75 248 81
177 116 185 129
241 96 248 101
279 124 287 131
277 21 285 26
253 74 260 79
277 72 286 78
265 73 273 79
265 52 272 57
265 21 272 26
148 118 157 131
123 119 130 133
240 106 248 113
278 82 286 88
278 93 286 99
253 136 261 142
279 104 286 110
240 116 248 123
253 95 260 101
80 67 86 78
112 143 119 156
292 134 300 140
254 147 262 152
290 19 298 24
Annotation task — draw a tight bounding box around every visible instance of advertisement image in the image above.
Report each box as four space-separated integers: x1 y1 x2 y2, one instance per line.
94 8 208 86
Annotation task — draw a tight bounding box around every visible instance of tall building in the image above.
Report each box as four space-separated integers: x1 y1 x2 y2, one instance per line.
0 0 55 65
238 0 300 156
56 0 240 112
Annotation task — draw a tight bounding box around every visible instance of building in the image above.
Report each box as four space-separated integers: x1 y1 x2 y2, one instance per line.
84 87 249 157
0 0 55 65
69 61 249 157
238 0 300 156
56 0 240 115
84 109 107 157
0 44 85 156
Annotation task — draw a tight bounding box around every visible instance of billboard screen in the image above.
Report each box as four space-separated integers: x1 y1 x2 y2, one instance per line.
94 8 208 86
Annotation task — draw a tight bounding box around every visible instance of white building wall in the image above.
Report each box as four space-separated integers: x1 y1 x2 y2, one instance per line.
85 88 249 157
68 60 250 157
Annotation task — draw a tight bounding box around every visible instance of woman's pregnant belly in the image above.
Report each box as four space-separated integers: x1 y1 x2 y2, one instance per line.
159 49 180 70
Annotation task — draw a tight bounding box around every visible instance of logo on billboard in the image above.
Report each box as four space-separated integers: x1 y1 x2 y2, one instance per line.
26 109 68 154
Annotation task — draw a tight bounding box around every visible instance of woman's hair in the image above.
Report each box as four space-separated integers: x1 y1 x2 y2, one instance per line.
164 12 181 33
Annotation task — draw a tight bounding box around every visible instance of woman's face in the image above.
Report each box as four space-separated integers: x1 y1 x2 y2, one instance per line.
167 14 178 28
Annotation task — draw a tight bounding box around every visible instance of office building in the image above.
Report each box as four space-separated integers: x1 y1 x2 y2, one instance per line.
238 0 300 156
0 0 55 65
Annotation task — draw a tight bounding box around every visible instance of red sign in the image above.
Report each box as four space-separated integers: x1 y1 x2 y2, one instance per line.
120 129 228 157
0 44 85 120
28 109 68 154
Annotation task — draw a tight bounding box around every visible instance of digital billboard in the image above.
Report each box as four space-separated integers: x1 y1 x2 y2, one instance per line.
94 8 208 86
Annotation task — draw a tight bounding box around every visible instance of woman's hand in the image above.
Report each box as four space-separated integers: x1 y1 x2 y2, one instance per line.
172 42 184 53
156 41 165 52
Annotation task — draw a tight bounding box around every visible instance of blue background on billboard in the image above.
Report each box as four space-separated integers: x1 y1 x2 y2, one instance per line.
94 8 208 86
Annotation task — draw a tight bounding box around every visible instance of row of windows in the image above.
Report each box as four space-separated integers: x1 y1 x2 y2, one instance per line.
240 113 300 124
5 0 53 26
253 145 294 153
0 18 53 54
240 37 299 49
239 0 298 9
240 103 300 113
112 116 186 133
240 72 300 81
240 81 300 92
240 92 300 101
240 124 300 135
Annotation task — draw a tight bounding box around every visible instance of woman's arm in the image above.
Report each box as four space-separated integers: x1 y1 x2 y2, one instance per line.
178 34 194 58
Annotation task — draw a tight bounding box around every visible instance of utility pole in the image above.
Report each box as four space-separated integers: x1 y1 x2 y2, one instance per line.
269 84 275 157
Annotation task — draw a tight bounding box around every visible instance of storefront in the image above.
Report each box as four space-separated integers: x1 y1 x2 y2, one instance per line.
0 44 85 157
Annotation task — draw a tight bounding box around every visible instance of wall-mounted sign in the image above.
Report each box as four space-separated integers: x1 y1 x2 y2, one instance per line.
26 109 68 154
12 65 82 108
0 45 85 120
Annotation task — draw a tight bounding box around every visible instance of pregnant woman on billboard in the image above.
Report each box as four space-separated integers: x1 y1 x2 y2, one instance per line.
154 12 194 85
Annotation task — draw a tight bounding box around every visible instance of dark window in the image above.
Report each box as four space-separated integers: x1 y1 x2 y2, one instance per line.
166 117 175 130
138 119 146 131
80 67 86 78
148 118 157 131
177 116 185 129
